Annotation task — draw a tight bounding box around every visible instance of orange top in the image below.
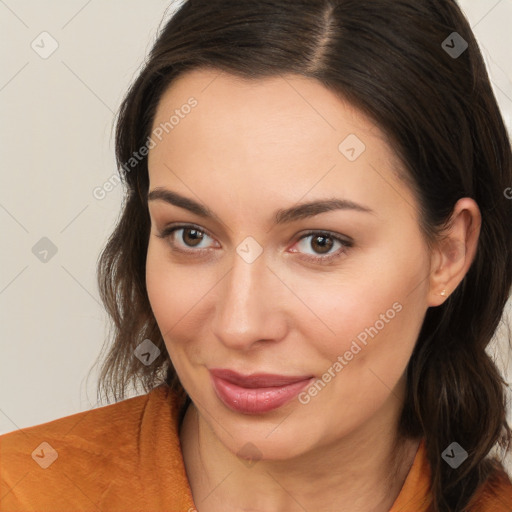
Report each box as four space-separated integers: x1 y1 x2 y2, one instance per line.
1 383 511 511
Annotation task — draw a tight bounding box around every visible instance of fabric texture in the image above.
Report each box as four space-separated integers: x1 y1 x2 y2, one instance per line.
1 383 511 511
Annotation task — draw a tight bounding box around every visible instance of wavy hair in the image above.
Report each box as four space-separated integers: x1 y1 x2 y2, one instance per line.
90 1 512 510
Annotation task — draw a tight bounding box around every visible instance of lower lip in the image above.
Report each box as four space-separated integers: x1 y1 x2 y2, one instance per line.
210 374 314 414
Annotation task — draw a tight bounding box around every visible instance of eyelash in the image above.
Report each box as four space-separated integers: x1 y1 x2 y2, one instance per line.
155 223 353 264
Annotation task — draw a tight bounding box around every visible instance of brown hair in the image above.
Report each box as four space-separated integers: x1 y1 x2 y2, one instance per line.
91 1 512 510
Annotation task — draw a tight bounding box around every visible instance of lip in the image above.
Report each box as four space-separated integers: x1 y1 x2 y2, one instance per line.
209 368 315 414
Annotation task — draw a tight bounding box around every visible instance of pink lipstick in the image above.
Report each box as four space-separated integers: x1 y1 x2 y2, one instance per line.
209 368 314 414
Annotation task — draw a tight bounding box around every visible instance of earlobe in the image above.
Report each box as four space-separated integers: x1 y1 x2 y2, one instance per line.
426 198 481 308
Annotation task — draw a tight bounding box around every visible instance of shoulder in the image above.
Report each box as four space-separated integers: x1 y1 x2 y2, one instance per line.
390 439 512 511
467 465 512 511
1 385 157 453
0 384 190 511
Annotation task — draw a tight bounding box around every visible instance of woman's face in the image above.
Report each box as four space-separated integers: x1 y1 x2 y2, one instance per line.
146 68 436 460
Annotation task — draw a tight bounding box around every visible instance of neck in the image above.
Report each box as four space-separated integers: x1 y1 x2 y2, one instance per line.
179 394 421 512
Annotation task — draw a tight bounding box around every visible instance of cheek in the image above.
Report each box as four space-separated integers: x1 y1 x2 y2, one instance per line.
146 243 171 324
145 240 220 361
293 286 413 377
295 277 425 431
145 242 198 338
291 243 427 362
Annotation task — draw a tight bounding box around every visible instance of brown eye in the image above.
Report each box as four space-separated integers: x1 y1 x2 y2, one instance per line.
156 224 217 255
181 228 205 247
310 235 334 254
291 231 353 264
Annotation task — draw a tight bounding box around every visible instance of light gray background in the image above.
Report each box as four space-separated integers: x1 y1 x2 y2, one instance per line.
1 0 511 471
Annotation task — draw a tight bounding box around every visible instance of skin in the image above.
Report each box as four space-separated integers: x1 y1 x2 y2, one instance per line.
145 68 481 512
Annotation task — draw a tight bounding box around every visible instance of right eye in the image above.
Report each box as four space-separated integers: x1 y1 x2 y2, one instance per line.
156 223 220 256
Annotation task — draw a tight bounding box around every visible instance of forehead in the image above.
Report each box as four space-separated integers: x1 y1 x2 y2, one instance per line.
147 67 417 224
151 67 385 148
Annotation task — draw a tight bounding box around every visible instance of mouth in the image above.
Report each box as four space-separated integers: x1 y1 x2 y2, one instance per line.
209 368 315 414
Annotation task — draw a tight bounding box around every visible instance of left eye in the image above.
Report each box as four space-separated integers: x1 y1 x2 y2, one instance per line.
156 225 352 263
291 231 352 263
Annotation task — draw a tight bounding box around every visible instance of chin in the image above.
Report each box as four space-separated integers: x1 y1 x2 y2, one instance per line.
206 412 321 463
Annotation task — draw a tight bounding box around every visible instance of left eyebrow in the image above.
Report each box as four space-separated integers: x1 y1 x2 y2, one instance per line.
274 198 375 224
147 188 375 225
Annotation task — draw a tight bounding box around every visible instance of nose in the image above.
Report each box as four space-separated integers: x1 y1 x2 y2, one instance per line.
210 249 288 351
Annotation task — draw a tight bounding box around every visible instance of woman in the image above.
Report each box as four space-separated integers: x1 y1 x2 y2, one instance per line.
1 0 511 511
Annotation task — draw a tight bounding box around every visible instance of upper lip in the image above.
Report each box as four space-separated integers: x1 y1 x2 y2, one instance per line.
209 368 314 388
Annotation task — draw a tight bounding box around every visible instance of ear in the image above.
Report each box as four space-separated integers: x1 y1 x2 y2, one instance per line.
427 198 481 307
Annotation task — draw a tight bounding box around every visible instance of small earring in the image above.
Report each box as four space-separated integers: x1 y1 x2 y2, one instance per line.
440 289 447 297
